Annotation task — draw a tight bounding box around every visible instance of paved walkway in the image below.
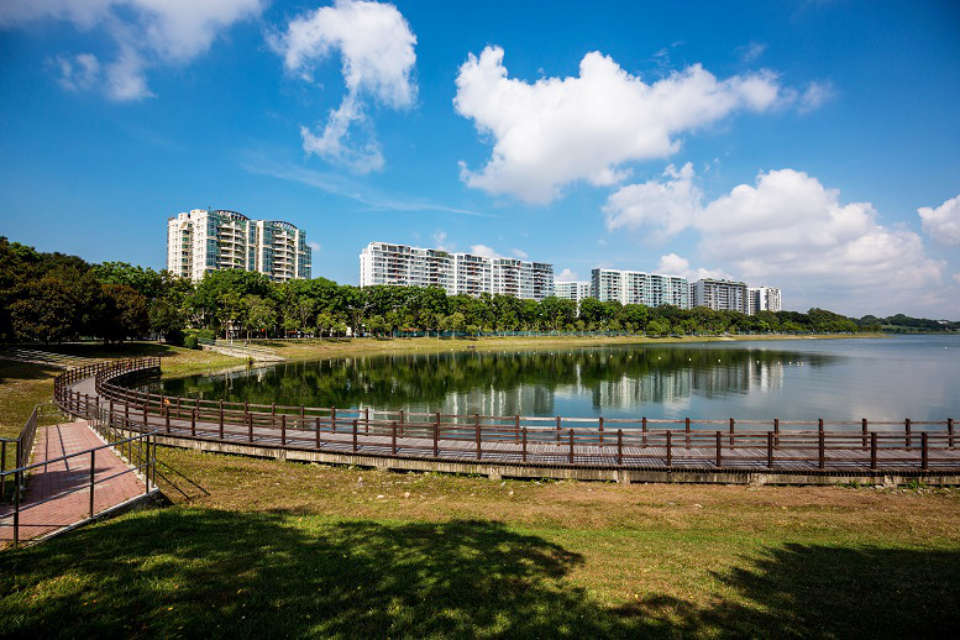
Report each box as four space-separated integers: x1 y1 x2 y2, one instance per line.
0 421 146 544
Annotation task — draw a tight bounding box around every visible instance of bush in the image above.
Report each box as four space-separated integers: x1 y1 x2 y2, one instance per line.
183 334 199 350
195 328 216 342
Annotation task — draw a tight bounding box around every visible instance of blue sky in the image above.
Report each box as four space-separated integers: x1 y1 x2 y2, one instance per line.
1 0 958 317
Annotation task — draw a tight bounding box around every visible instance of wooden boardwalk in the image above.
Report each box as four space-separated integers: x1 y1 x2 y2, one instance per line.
63 373 960 475
0 421 146 544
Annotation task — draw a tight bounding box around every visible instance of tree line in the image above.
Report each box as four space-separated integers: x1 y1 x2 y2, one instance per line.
3 236 953 345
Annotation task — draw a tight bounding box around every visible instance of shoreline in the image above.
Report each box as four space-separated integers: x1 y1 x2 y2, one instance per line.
164 332 887 379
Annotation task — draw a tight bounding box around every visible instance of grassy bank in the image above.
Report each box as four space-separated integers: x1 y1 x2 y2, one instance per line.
2 332 958 636
1 446 958 636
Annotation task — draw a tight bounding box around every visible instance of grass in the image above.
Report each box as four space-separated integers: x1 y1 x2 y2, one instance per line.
4 333 957 637
2 446 959 637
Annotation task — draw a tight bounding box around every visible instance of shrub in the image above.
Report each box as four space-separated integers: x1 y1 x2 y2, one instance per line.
183 334 199 350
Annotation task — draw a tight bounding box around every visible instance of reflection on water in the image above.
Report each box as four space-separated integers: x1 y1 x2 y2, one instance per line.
148 337 960 419
149 343 860 419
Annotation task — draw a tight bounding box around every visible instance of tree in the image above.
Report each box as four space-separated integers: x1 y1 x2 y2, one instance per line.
101 284 149 342
149 298 184 344
8 276 78 343
246 296 277 338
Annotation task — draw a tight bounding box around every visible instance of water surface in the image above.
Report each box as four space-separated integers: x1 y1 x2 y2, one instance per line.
147 335 960 421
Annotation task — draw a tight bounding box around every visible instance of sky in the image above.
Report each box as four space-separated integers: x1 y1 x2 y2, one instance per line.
1 0 959 318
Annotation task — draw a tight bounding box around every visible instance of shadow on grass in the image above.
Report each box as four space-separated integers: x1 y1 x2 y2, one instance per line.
0 360 61 384
2 509 959 638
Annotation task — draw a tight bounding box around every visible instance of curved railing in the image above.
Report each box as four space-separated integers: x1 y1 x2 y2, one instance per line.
55 358 959 474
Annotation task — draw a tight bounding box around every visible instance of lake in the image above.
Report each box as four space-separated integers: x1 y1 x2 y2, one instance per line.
146 335 960 422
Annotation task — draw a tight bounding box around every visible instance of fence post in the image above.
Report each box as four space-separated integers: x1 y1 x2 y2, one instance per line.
315 416 321 449
365 407 370 434
919 431 929 470
247 412 253 443
125 401 129 425
1 440 6 501
219 400 224 440
191 409 197 437
870 432 878 469
392 421 398 455
818 430 825 469
617 429 623 466
642 417 648 447
666 430 672 468
715 431 722 467
568 428 574 464
89 449 96 518
433 417 439 457
556 416 561 442
767 432 774 468
949 418 955 449
164 406 170 433
476 420 482 460
281 414 287 446
522 427 528 462
598 416 604 445
352 419 358 453
331 407 337 433
729 418 735 448
685 417 691 448
861 418 868 450
13 469 21 547
774 418 780 448
905 418 912 450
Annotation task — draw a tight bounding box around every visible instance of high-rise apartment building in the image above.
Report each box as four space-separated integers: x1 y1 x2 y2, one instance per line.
748 286 782 315
590 269 690 309
359 242 554 301
555 281 591 304
691 278 748 313
166 209 311 283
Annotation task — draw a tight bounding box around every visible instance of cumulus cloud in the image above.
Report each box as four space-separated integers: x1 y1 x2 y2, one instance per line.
607 166 944 313
271 0 416 172
469 244 498 259
1 0 264 100
604 163 701 237
511 248 529 259
656 253 731 282
454 46 793 203
432 230 452 251
556 268 580 281
918 194 960 246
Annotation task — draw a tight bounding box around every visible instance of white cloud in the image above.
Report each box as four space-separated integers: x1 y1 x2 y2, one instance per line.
556 268 580 281
432 231 452 251
1 0 264 101
737 42 767 63
53 53 100 91
454 46 792 203
469 244 498 259
271 0 416 172
308 241 322 252
918 194 960 246
608 166 945 314
604 163 701 236
797 81 834 113
656 253 731 282
511 248 528 259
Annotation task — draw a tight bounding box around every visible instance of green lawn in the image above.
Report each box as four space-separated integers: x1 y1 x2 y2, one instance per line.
2 445 959 637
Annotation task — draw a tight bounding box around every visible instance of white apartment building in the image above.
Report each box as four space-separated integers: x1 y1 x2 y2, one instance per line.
555 281 591 304
748 286 782 315
359 242 554 301
691 278 748 313
166 209 311 283
590 269 690 309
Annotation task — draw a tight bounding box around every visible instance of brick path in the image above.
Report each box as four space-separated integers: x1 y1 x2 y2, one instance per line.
0 421 146 543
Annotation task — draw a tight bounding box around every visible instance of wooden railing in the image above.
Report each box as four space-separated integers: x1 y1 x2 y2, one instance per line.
53 358 960 474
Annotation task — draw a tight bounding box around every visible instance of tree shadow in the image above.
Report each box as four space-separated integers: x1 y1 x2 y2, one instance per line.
0 359 61 383
1 512 958 638
618 543 960 638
